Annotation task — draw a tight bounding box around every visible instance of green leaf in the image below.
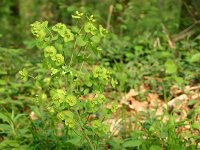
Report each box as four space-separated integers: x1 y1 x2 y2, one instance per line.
174 76 184 85
76 36 86 47
188 99 197 106
0 113 10 123
84 22 96 34
194 106 200 113
90 44 98 54
91 35 101 43
65 95 77 106
77 55 84 63
0 70 7 75
67 136 82 146
85 80 92 87
108 138 123 150
165 60 177 74
116 3 123 11
0 79 6 85
83 88 90 95
123 140 143 148
190 53 200 62
64 110 74 118
0 124 11 131
0 99 23 106
191 123 200 130
0 140 20 148
150 145 162 150
160 52 171 58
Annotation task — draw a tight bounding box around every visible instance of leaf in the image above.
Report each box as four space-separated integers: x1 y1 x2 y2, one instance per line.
0 113 10 123
192 123 200 130
85 80 92 87
83 88 90 95
174 76 184 85
67 136 82 146
77 55 84 63
0 70 7 75
108 138 123 150
0 124 11 131
116 3 123 11
194 106 200 113
123 139 143 148
14 113 26 122
188 99 197 106
91 35 101 43
150 145 162 150
160 52 171 58
84 22 96 34
0 79 6 85
165 60 177 74
76 36 86 47
0 140 20 148
134 45 143 51
189 53 200 63
90 44 99 55
65 110 74 118
0 99 23 106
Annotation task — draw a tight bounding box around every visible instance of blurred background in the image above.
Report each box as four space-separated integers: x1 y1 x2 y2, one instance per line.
1 0 200 47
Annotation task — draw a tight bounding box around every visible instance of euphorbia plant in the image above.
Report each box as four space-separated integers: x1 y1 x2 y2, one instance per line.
20 11 118 149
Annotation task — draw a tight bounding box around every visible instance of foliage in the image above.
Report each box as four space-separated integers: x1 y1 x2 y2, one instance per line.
0 1 200 150
17 12 118 150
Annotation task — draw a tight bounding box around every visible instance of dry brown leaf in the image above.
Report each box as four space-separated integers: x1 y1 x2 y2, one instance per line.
104 119 122 136
167 94 188 108
127 97 147 112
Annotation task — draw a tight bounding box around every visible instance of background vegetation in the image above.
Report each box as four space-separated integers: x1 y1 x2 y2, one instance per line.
0 0 200 149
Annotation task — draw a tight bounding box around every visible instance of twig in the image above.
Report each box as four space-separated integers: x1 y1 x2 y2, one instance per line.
106 5 113 30
172 23 197 42
161 24 175 48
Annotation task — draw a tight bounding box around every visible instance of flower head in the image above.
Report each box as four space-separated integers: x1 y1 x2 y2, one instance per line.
44 46 56 58
65 95 77 106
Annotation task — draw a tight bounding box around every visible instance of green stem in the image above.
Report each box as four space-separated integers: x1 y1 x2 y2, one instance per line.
75 110 95 150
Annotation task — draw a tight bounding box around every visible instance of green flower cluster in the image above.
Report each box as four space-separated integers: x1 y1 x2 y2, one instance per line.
52 89 66 104
31 21 48 39
83 20 107 49
18 68 28 81
92 66 111 86
51 89 78 128
52 23 74 42
85 94 106 113
44 46 64 66
52 89 77 108
57 110 75 128
72 11 84 19
91 120 109 137
65 95 77 106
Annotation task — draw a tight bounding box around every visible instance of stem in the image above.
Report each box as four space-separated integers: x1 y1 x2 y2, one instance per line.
79 61 84 72
106 5 113 30
68 40 76 67
45 27 53 38
95 136 99 150
68 52 74 67
75 110 95 150
84 114 91 125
